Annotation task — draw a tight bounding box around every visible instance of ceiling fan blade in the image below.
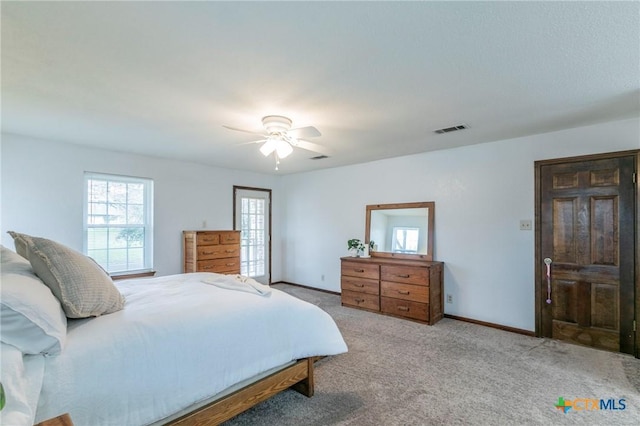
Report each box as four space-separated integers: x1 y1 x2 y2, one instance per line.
222 125 266 136
291 139 331 156
288 126 321 139
236 139 267 146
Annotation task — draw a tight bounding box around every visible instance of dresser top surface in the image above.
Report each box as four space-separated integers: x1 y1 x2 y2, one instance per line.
340 256 443 267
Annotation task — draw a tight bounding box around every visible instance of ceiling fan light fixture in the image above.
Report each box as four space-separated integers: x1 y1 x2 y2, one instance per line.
260 138 277 156
275 139 293 158
224 115 325 167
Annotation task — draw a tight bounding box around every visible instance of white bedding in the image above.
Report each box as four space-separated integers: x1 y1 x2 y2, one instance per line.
33 273 347 425
0 343 45 426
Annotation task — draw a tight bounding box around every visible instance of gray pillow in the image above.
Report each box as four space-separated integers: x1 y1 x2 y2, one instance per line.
9 232 125 318
7 231 29 259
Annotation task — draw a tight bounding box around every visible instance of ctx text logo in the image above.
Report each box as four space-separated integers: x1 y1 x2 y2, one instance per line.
555 397 627 413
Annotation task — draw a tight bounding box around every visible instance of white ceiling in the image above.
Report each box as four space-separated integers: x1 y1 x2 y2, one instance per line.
2 1 639 175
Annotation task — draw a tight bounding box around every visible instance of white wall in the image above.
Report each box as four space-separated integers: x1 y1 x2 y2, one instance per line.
2 118 638 330
0 134 281 279
279 117 640 331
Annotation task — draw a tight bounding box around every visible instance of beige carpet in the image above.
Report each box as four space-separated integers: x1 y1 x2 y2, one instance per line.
225 284 640 425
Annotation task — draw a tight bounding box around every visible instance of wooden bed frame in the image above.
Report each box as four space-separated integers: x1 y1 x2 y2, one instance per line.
168 357 315 425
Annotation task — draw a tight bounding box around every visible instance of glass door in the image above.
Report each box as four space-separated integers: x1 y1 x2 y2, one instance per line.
234 187 271 285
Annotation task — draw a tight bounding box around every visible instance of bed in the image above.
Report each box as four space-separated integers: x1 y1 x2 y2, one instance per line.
0 238 347 426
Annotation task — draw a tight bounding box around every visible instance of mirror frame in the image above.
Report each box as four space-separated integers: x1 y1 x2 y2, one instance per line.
365 201 435 261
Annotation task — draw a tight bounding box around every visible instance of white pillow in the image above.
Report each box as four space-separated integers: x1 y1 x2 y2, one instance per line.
0 246 67 355
9 233 125 318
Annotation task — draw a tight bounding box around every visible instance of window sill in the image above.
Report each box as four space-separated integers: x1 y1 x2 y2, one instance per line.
111 270 156 280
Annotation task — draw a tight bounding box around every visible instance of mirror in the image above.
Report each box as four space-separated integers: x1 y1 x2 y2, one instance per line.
365 201 435 261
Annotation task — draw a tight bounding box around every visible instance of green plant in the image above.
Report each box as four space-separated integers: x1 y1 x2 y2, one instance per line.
369 240 376 251
0 382 5 411
347 238 365 253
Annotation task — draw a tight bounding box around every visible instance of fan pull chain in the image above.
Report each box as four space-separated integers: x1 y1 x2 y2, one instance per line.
274 152 280 171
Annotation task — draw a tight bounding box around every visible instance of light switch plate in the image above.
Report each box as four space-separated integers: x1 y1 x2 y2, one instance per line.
520 219 532 231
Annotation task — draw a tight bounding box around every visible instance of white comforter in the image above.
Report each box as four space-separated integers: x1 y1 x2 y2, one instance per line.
0 343 45 426
32 273 347 425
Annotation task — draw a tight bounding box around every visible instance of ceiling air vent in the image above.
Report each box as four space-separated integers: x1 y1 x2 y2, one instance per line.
434 124 468 134
310 155 329 160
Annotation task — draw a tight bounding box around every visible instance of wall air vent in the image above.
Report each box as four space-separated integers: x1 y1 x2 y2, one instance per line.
434 124 468 134
310 155 329 160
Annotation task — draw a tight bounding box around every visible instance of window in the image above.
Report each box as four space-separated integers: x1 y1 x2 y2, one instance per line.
84 172 153 274
391 227 419 254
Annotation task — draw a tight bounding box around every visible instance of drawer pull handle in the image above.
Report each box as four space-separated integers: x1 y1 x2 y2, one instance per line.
203 251 215 255
354 283 364 288
225 250 235 253
398 306 409 312
397 274 410 278
398 290 410 295
226 263 235 267
203 266 213 270
354 269 365 273
203 238 215 242
355 298 365 303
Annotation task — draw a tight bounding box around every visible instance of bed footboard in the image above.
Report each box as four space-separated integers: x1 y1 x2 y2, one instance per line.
167 357 315 425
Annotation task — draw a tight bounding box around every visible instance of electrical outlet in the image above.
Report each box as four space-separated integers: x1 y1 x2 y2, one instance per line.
519 219 532 231
446 294 453 304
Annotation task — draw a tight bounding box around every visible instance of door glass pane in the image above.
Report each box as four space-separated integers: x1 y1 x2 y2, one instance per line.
240 197 266 277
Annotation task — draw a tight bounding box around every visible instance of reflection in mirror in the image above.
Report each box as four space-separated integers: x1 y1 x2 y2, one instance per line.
369 208 429 254
366 202 435 261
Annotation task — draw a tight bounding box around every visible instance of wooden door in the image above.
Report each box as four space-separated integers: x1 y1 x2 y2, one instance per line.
536 152 636 354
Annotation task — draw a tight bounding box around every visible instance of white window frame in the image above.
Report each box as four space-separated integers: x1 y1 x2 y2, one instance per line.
83 172 154 274
391 226 420 254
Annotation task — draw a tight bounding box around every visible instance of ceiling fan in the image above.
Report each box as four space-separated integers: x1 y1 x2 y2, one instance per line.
223 115 328 170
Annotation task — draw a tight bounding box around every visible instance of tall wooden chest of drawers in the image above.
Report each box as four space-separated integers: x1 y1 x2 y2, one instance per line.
341 257 443 325
183 230 241 274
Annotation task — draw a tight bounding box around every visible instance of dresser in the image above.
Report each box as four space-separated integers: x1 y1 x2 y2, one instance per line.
341 257 443 325
183 230 241 274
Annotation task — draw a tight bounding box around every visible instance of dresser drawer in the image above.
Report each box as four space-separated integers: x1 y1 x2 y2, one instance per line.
341 276 379 295
197 245 240 260
197 233 220 246
219 231 240 245
197 257 241 273
381 265 429 286
342 290 379 311
381 296 428 322
381 281 428 303
341 261 380 280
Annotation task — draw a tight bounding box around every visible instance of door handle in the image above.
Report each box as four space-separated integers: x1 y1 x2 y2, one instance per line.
544 258 552 304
